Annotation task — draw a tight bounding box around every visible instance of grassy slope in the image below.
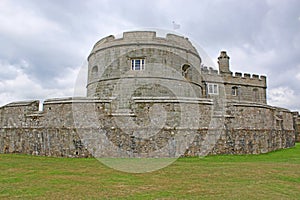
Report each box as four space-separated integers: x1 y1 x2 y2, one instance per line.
0 144 299 200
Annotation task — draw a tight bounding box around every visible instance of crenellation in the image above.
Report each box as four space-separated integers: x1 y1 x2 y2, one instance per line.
0 30 297 158
229 72 266 88
166 33 185 41
123 31 156 40
230 72 267 83
89 31 200 62
94 35 115 47
235 72 242 77
243 73 251 78
211 69 218 74
200 66 219 75
201 66 209 74
252 74 259 79
260 75 266 82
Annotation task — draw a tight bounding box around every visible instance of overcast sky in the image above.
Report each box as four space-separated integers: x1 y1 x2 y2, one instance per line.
0 0 300 111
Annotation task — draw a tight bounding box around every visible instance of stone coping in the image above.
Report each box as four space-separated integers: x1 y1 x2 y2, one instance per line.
2 97 292 114
227 100 291 111
90 31 200 59
2 100 39 108
132 96 213 104
0 127 292 131
87 76 204 88
43 97 116 104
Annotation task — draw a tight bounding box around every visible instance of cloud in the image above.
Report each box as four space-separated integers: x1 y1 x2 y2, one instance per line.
0 59 82 106
0 1 64 38
268 87 300 111
0 0 299 112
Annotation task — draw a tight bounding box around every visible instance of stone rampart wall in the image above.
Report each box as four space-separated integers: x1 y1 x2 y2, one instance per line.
0 98 296 157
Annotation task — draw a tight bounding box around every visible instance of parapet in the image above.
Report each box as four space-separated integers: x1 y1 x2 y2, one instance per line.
200 66 219 75
89 31 200 60
94 35 116 46
123 31 156 40
2 100 40 108
244 73 251 78
231 72 267 87
200 67 267 87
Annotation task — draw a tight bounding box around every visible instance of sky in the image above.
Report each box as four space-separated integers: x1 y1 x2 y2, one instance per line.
0 0 300 111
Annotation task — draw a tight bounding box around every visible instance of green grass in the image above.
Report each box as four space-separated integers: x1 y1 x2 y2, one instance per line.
0 144 299 199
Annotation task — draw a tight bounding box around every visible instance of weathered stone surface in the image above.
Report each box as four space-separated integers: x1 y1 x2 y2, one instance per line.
0 98 296 157
0 31 297 157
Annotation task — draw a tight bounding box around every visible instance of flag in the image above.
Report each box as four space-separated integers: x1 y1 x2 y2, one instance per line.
172 21 180 30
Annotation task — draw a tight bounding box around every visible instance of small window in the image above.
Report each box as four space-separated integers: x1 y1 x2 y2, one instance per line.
131 59 145 71
232 86 238 96
92 66 98 78
208 83 218 94
182 64 191 79
253 88 259 102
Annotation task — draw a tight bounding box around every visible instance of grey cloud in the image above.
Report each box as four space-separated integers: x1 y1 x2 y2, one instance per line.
0 0 299 111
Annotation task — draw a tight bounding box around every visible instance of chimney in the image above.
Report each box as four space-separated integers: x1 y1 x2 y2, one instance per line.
218 51 231 75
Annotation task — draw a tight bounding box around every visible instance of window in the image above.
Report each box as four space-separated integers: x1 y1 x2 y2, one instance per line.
253 88 259 102
232 86 238 96
208 83 218 94
131 59 145 71
91 66 98 78
182 64 191 79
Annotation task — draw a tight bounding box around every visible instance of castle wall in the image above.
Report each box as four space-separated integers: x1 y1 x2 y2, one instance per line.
223 72 267 103
187 102 295 155
0 101 40 128
0 31 296 158
201 67 267 103
0 98 296 157
293 112 300 142
215 103 294 154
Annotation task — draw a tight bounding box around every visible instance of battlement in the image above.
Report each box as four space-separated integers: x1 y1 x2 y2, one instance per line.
123 31 156 40
233 72 266 81
200 65 266 88
91 31 199 57
93 35 116 46
200 66 219 75
0 31 297 159
222 72 266 87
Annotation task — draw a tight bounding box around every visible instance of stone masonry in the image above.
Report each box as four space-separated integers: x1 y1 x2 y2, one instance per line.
0 31 297 158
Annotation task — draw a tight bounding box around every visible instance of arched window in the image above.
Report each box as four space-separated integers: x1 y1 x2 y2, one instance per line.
182 64 191 79
91 66 98 78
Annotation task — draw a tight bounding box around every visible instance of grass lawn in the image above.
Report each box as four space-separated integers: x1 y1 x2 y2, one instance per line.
0 143 299 200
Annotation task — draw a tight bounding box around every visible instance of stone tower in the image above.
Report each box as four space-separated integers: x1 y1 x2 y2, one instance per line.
0 30 296 159
86 31 203 110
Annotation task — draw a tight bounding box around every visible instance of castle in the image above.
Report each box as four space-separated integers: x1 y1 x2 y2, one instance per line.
0 31 299 158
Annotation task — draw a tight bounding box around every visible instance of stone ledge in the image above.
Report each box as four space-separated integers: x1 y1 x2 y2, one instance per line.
25 111 44 117
3 100 39 108
110 109 136 117
227 100 291 111
87 76 204 88
132 96 213 104
43 97 116 105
